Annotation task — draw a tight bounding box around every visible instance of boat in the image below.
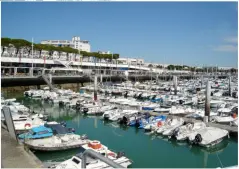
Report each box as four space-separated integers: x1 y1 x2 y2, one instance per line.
161 118 185 136
86 105 116 115
13 116 46 133
156 118 184 134
172 122 206 141
144 115 167 132
18 125 53 139
24 123 89 151
188 127 229 148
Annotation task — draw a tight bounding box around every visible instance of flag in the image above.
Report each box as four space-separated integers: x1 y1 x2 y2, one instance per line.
44 56 46 64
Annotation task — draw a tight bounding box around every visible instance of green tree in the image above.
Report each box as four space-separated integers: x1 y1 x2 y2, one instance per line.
167 65 175 70
11 39 31 56
34 44 47 58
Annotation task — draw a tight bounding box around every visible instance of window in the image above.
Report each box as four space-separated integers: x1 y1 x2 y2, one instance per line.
37 130 49 135
72 158 80 164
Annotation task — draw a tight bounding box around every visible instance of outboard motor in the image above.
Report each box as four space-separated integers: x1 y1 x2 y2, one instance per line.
137 93 143 100
171 127 180 138
59 101 64 107
194 134 202 144
135 119 140 128
119 116 128 125
124 91 128 98
83 107 89 113
116 151 125 158
179 100 184 105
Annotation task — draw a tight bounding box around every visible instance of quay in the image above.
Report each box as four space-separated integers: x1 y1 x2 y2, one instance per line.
1 128 43 168
1 73 230 87
149 111 238 136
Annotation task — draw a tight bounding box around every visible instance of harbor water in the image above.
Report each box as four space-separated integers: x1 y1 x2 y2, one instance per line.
4 92 238 168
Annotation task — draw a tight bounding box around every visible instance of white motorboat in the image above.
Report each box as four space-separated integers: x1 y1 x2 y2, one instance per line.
210 100 224 108
188 127 229 147
162 118 185 136
173 122 206 141
14 116 45 131
211 113 235 124
156 118 184 134
108 109 125 122
169 106 195 115
55 141 132 169
86 105 116 115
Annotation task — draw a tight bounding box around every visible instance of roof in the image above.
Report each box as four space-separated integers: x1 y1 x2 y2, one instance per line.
31 125 52 133
44 124 69 135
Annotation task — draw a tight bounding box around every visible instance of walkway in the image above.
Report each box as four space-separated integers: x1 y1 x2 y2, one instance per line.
1 128 43 168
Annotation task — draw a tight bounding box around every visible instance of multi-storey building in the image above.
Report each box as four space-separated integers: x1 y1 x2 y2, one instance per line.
41 36 91 52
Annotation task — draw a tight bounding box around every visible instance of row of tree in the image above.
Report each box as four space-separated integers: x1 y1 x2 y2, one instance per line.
1 38 120 61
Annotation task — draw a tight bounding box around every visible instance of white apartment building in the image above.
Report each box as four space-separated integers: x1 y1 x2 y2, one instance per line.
41 36 91 52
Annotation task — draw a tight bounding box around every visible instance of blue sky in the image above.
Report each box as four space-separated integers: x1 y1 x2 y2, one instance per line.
2 2 238 67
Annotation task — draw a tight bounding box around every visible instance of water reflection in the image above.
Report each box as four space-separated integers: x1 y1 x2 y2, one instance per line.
189 140 229 155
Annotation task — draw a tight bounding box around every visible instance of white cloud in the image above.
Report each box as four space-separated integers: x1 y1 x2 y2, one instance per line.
213 45 238 52
224 37 238 43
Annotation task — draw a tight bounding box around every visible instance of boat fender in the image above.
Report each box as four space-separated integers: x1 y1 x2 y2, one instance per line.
108 152 116 158
24 123 31 128
195 134 202 144
157 121 162 127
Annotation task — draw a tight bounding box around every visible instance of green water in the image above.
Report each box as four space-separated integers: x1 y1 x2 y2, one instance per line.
4 92 238 168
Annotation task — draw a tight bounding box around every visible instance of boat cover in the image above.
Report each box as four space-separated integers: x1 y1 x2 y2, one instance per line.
44 124 69 135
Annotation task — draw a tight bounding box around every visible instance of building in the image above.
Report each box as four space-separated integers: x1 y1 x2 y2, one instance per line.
98 51 111 54
117 58 144 66
41 36 91 52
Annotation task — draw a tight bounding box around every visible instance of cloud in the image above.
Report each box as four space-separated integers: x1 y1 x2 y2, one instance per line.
224 37 238 43
213 45 238 52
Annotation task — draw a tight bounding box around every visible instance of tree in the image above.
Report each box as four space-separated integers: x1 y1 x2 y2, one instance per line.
148 64 153 68
35 44 47 58
1 37 12 56
11 39 30 56
167 65 175 70
156 65 163 69
44 45 57 59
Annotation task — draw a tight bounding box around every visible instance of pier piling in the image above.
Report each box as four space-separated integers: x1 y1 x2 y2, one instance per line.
173 76 177 95
229 76 231 96
94 75 98 101
204 80 211 123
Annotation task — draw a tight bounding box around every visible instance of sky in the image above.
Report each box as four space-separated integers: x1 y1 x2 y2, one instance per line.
1 2 238 67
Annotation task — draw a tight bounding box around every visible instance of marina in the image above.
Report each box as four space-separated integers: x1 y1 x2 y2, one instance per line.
1 75 238 168
1 2 238 168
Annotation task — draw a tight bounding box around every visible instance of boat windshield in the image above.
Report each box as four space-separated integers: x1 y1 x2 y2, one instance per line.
29 130 35 135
